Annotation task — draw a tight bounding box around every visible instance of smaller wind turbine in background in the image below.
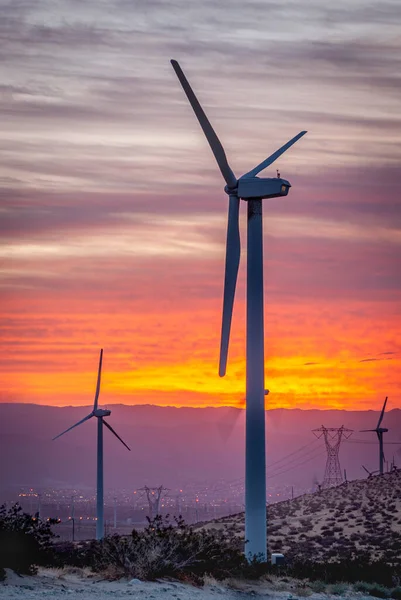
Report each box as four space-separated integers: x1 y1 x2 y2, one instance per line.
53 349 130 540
360 397 389 476
361 465 379 478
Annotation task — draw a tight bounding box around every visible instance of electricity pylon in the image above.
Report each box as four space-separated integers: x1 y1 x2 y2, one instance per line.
313 425 353 488
139 486 169 519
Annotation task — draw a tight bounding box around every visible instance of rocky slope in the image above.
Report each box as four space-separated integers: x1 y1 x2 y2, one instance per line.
204 469 401 563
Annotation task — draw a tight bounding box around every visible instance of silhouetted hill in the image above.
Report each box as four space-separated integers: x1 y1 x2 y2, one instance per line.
1 403 400 494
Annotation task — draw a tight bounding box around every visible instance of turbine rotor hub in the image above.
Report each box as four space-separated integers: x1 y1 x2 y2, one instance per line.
224 183 238 196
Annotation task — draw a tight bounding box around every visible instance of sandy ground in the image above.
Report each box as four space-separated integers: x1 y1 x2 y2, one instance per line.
0 568 365 600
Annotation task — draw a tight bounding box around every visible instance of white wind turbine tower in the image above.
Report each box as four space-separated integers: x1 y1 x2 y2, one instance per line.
53 349 130 540
361 396 389 475
171 60 306 560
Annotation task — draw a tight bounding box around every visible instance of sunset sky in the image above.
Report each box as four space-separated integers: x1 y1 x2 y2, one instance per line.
1 0 400 410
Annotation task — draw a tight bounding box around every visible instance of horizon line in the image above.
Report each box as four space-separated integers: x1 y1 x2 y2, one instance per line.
0 401 398 412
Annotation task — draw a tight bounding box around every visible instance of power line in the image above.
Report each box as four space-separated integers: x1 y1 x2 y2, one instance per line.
268 443 324 476
345 440 401 445
269 448 325 479
266 439 320 469
210 439 323 489
202 437 342 492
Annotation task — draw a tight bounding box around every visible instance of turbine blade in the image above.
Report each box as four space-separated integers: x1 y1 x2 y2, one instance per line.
53 413 93 441
219 194 241 377
170 59 237 189
241 131 307 179
103 419 131 451
360 429 377 432
377 396 388 428
362 465 370 475
93 348 103 411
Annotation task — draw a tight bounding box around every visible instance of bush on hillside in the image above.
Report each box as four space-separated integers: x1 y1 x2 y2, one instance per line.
0 503 58 575
53 518 401 587
274 552 401 587
78 515 263 583
391 586 401 600
309 580 326 593
354 582 391 598
329 582 348 595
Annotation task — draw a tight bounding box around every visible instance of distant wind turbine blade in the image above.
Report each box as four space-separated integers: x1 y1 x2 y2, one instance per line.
93 348 103 410
170 59 237 189
219 194 240 377
377 396 388 428
241 131 307 179
102 419 131 451
360 429 377 432
53 413 93 441
362 465 370 475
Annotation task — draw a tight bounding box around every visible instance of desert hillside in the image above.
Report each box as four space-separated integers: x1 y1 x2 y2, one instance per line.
204 470 401 563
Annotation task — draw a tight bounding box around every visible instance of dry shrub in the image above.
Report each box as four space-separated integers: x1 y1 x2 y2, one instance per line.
0 503 58 575
86 515 252 583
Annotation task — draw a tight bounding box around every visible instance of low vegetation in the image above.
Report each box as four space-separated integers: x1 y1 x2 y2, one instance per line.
2 471 401 595
76 515 264 583
0 503 58 579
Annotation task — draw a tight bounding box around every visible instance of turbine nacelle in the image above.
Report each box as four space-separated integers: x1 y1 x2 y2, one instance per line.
236 177 291 201
94 408 111 418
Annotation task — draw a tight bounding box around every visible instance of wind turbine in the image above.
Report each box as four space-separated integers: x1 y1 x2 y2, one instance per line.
360 397 388 476
53 349 130 540
171 60 306 560
361 465 379 478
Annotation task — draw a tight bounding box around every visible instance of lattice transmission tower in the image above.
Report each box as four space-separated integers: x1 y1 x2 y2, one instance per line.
138 486 169 519
313 426 353 489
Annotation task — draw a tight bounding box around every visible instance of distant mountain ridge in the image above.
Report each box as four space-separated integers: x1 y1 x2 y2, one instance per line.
1 403 400 494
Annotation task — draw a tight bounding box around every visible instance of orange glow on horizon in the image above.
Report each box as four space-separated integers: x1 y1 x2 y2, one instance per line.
1 295 399 411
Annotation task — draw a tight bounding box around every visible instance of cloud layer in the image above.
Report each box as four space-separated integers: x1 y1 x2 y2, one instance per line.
1 0 400 409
